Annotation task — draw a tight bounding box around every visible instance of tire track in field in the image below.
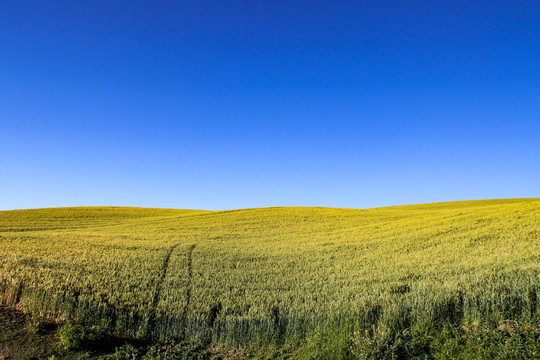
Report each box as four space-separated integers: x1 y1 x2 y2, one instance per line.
146 243 179 339
181 244 196 329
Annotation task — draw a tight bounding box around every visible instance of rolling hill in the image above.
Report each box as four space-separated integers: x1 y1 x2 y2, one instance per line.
1 199 539 357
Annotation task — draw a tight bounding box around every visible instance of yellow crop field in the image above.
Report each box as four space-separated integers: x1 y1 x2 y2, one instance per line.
0 199 539 350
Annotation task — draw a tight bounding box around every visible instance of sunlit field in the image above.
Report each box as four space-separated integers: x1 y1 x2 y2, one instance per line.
1 199 539 358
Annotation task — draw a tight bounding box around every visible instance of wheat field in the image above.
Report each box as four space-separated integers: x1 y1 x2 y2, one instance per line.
0 199 538 346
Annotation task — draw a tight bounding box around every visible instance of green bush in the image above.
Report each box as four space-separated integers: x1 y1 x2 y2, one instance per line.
58 321 86 350
57 320 107 350
142 340 208 360
349 317 540 359
430 319 540 359
110 343 140 360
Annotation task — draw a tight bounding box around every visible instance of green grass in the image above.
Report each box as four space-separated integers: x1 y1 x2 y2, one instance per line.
1 199 539 358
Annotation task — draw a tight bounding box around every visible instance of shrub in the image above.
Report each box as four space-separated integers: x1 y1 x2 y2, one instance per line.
110 343 140 360
58 321 86 350
57 320 107 350
142 340 208 360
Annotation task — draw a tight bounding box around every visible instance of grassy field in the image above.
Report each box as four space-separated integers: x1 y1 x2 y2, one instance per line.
1 199 539 359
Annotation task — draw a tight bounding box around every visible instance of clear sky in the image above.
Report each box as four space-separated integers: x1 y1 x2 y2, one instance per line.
1 1 539 210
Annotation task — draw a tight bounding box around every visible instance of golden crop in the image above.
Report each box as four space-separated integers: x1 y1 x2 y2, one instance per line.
0 199 538 343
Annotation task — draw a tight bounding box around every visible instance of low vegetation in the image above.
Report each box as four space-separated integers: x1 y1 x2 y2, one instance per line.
1 199 539 358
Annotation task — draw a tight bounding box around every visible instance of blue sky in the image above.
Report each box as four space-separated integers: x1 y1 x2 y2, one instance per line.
1 0 539 210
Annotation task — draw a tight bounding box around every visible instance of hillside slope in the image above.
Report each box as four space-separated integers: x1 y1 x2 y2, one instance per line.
0 199 539 344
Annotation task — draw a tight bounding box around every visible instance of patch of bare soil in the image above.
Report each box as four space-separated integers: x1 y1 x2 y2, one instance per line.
0 305 61 360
